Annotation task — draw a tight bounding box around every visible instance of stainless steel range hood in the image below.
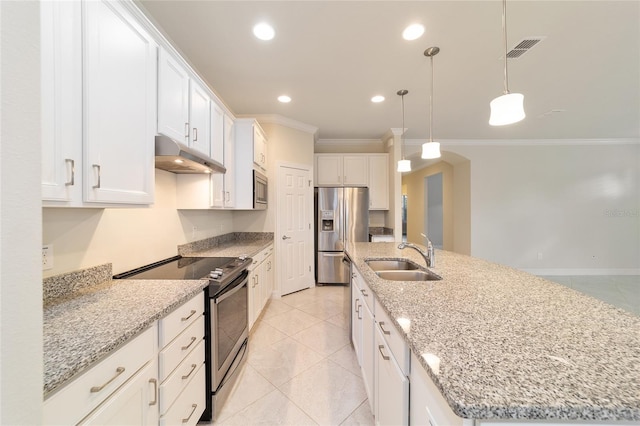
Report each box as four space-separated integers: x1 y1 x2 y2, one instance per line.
155 135 226 174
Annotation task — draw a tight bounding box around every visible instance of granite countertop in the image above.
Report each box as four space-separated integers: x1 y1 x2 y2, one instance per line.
43 278 207 397
346 242 640 422
179 232 274 258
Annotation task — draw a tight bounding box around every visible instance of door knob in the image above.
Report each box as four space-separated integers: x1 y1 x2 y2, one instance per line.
282 235 291 240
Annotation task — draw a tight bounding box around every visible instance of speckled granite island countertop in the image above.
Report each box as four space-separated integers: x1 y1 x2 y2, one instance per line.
346 242 640 422
179 232 273 258
43 275 208 397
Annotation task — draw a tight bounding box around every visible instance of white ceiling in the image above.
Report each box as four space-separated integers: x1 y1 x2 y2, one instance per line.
137 1 640 141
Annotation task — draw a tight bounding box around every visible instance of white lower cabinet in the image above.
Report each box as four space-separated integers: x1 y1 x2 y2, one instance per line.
43 292 206 426
43 325 158 425
79 359 159 426
248 244 275 330
375 326 409 426
350 267 410 426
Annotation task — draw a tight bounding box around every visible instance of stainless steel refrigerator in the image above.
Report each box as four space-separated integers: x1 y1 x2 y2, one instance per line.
315 187 369 284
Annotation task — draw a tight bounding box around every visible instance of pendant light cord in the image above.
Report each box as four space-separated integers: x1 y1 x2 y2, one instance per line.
429 54 434 143
401 93 406 160
502 0 510 95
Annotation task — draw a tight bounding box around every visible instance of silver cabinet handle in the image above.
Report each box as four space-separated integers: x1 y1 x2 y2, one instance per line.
92 164 101 189
181 310 197 322
148 378 157 406
361 289 369 297
378 344 390 361
282 235 291 240
65 158 75 186
226 191 230 202
181 336 197 351
182 404 198 424
185 122 190 139
90 367 125 393
193 127 198 141
378 321 391 335
181 363 197 380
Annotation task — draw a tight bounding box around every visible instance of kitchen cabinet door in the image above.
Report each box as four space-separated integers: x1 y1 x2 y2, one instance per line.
188 80 211 156
222 113 236 207
80 360 159 426
157 47 189 143
253 125 268 171
210 104 225 208
361 296 375 413
343 155 368 186
375 327 409 426
351 278 363 365
41 0 82 203
83 0 156 204
316 154 343 186
368 154 389 210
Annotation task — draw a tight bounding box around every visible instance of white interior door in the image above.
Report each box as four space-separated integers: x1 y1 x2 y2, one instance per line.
278 164 314 296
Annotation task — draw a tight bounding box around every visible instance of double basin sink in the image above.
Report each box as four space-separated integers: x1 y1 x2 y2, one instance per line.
365 259 442 281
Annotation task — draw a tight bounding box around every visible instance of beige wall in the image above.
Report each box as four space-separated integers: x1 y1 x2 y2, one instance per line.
233 122 315 233
403 162 455 250
452 160 471 255
43 170 235 276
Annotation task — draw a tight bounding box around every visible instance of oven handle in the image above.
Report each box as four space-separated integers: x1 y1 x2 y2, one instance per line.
214 273 248 304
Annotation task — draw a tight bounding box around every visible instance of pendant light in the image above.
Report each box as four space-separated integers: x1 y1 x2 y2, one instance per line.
489 0 525 126
396 90 411 173
422 47 441 160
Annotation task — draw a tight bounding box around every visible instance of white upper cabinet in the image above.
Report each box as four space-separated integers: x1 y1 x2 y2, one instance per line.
315 154 368 187
42 0 156 206
41 0 82 203
234 118 268 209
157 48 190 143
314 154 388 209
368 154 389 210
222 114 236 207
253 126 267 172
210 107 234 208
343 155 368 186
83 0 156 204
188 80 211 156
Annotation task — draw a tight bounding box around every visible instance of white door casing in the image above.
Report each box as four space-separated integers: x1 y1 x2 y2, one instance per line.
277 164 314 296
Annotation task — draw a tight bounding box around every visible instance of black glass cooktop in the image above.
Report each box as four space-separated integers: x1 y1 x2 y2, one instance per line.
113 256 243 281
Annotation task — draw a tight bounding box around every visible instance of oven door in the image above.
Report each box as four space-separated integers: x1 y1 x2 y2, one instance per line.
210 271 249 391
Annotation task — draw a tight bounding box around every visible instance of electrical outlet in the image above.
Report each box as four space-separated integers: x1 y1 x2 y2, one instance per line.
42 244 54 270
537 252 543 261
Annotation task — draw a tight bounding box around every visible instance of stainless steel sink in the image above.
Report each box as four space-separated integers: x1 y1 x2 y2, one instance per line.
375 270 442 281
365 259 420 271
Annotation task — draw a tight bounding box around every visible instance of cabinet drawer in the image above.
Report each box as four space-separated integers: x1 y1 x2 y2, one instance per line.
159 315 205 381
160 363 206 426
159 292 203 348
43 324 157 426
375 299 410 376
354 268 374 311
159 340 205 415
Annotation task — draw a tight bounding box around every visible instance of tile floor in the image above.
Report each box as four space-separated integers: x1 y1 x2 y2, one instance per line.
205 285 374 426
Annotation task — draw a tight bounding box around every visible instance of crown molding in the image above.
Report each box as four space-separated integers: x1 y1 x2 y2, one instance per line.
403 138 640 146
239 114 319 136
315 138 383 146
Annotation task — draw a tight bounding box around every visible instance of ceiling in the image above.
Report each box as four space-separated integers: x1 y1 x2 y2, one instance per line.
137 1 640 142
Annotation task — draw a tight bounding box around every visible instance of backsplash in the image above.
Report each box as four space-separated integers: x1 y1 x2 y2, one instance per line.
178 232 274 255
43 263 112 305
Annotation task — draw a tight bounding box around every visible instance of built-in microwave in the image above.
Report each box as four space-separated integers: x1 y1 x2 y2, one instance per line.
253 170 267 209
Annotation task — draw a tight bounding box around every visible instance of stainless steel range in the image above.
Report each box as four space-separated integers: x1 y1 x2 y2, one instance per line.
113 255 252 422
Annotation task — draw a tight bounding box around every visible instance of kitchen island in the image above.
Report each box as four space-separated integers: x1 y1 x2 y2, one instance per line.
346 242 640 423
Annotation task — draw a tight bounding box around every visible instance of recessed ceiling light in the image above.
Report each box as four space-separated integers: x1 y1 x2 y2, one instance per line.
174 159 184 164
371 95 385 103
278 95 291 103
403 24 425 41
253 23 275 41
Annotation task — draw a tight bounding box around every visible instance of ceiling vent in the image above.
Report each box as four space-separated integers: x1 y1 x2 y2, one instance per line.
506 37 545 58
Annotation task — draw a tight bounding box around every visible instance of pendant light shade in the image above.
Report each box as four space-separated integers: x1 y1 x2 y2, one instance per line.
396 89 412 173
422 47 441 160
489 0 525 126
397 159 412 172
489 93 525 126
421 142 441 159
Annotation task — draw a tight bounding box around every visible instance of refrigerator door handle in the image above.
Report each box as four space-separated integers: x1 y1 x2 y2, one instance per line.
323 253 344 257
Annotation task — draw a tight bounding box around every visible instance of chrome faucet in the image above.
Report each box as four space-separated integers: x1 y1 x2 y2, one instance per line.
398 237 435 268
